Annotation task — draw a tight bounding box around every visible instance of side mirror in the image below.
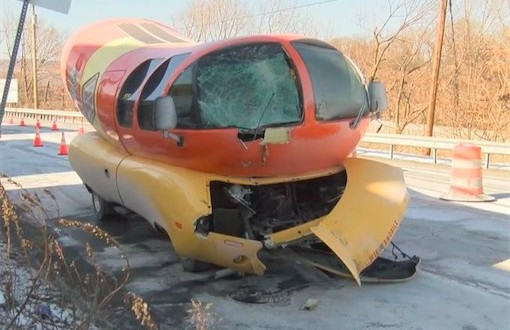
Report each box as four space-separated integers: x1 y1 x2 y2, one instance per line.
154 96 184 147
154 96 177 130
367 81 388 114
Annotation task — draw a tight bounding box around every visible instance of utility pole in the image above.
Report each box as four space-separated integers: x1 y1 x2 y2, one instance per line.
31 3 38 109
424 0 448 140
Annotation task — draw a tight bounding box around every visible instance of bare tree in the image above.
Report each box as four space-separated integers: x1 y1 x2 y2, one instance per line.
176 0 249 42
389 28 433 133
253 0 324 37
362 0 434 82
1 10 67 109
174 0 327 42
439 0 510 141
336 0 509 142
343 0 435 134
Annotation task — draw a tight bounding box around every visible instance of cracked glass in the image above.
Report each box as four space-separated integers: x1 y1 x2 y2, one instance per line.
196 43 301 129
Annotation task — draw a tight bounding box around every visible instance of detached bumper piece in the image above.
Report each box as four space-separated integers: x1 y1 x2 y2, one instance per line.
308 158 409 286
265 157 410 285
287 246 420 283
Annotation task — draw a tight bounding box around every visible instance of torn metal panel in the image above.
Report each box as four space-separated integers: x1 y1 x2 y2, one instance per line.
310 158 409 286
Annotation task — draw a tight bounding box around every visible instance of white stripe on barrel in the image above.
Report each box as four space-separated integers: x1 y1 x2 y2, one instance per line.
441 143 495 202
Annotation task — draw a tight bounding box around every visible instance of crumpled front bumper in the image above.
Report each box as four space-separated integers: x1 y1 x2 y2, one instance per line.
263 157 409 285
129 155 408 283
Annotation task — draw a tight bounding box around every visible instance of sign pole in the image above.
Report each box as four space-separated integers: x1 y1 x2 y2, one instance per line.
0 0 30 137
31 3 39 109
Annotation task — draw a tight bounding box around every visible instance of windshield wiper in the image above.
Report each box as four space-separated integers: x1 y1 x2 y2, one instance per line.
236 92 276 142
251 92 275 139
350 93 369 129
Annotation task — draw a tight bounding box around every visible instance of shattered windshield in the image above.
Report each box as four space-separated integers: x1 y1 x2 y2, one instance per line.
196 43 301 129
292 40 368 121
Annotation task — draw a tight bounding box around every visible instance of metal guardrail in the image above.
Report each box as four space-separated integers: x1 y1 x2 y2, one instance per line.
4 108 509 168
5 108 83 123
362 133 510 168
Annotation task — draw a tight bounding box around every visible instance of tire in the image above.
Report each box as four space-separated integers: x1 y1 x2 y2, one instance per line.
180 257 210 272
91 191 113 221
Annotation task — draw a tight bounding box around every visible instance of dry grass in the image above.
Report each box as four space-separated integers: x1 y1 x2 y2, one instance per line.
0 176 131 328
1 174 217 329
187 299 216 330
124 292 159 330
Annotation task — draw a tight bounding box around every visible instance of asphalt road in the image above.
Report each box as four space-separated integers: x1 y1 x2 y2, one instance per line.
1 120 509 329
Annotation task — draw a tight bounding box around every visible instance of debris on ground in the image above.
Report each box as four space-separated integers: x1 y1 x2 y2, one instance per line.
300 298 320 311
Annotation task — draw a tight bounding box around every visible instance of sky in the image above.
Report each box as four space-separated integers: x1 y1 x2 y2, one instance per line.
0 0 388 41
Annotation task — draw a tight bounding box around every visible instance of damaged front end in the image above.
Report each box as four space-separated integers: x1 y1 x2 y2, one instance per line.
193 157 410 285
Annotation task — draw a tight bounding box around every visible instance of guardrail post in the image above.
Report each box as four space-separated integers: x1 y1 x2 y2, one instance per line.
484 153 490 169
432 149 437 164
389 144 394 159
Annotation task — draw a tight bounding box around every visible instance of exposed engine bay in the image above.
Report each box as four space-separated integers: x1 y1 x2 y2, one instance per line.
195 171 347 241
194 170 419 284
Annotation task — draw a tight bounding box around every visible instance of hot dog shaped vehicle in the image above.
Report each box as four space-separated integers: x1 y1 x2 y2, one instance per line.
62 19 417 285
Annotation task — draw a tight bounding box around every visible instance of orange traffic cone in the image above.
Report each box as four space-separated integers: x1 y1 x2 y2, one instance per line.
78 125 85 135
58 132 68 155
51 119 58 131
33 128 43 147
36 119 41 129
20 118 25 127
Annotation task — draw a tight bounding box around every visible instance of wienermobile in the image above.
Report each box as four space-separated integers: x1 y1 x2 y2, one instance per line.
62 19 418 285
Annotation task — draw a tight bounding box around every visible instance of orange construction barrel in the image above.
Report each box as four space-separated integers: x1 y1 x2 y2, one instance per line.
441 143 495 202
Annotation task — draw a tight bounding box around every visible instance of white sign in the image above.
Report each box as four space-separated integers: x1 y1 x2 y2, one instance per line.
0 79 19 104
16 0 72 14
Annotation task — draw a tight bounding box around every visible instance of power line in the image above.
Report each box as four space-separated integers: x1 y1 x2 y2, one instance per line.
181 0 341 27
242 0 341 19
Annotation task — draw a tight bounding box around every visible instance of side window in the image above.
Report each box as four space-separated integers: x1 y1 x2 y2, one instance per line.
81 73 99 123
138 60 170 130
138 54 189 130
117 59 161 128
169 66 195 128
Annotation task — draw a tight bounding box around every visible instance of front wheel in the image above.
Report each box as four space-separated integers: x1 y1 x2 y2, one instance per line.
91 191 113 221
